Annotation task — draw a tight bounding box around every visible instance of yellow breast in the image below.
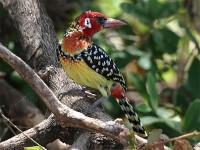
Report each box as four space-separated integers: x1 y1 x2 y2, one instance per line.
60 57 113 96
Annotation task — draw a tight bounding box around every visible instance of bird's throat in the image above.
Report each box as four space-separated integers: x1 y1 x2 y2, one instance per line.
62 31 92 55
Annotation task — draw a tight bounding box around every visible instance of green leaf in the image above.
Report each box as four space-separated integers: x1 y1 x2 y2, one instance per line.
185 27 200 53
129 72 149 101
111 48 145 68
148 0 179 19
183 99 200 132
136 103 152 113
111 51 133 68
146 72 158 112
141 116 161 125
121 2 152 25
24 146 43 150
147 0 168 19
138 54 151 70
98 0 127 17
10 71 23 83
147 129 162 144
151 28 179 54
161 67 177 85
186 57 200 98
165 116 182 133
156 108 176 119
156 108 181 132
121 0 179 25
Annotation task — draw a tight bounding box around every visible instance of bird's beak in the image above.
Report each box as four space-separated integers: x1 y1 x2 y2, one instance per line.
103 18 126 28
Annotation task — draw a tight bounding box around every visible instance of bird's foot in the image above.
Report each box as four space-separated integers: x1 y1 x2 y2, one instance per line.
83 96 108 115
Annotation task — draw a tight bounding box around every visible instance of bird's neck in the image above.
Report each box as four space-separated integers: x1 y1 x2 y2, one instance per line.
61 27 92 55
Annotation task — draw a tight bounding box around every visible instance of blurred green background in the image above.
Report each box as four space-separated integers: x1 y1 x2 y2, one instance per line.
0 0 200 146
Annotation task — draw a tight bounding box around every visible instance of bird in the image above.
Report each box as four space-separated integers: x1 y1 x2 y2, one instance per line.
56 11 147 138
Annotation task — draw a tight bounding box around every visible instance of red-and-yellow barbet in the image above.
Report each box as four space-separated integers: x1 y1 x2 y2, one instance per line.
56 11 147 138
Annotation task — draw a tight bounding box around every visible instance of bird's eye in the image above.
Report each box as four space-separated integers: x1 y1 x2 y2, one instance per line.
96 16 106 24
84 18 92 28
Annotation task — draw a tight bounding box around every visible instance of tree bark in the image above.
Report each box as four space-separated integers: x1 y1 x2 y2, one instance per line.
0 115 66 150
0 0 58 71
0 79 44 129
0 0 123 149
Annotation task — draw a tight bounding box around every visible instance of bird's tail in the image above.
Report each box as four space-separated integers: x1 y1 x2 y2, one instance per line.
118 96 147 138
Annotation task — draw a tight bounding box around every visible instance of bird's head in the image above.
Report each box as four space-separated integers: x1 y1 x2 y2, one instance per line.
76 11 126 37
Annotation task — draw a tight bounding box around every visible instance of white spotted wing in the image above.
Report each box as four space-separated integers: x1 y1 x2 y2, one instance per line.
77 43 126 90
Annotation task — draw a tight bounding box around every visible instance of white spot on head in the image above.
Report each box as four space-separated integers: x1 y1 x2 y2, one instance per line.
84 18 92 28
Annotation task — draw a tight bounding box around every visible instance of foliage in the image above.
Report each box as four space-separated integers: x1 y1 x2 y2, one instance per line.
1 0 200 147
77 0 200 145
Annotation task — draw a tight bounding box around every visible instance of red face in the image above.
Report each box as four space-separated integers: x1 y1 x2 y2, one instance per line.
78 11 126 37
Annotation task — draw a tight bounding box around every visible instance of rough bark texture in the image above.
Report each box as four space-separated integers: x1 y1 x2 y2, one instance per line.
0 0 58 71
0 0 123 149
0 79 44 128
0 43 128 148
0 115 66 150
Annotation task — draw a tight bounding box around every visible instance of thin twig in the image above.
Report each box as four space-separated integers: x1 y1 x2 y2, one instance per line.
3 118 17 136
0 109 47 150
0 43 129 145
149 131 200 148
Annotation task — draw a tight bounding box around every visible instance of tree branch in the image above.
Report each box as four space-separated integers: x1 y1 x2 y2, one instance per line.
0 115 64 150
0 0 126 148
0 79 44 128
148 131 200 149
0 0 145 149
0 43 130 146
